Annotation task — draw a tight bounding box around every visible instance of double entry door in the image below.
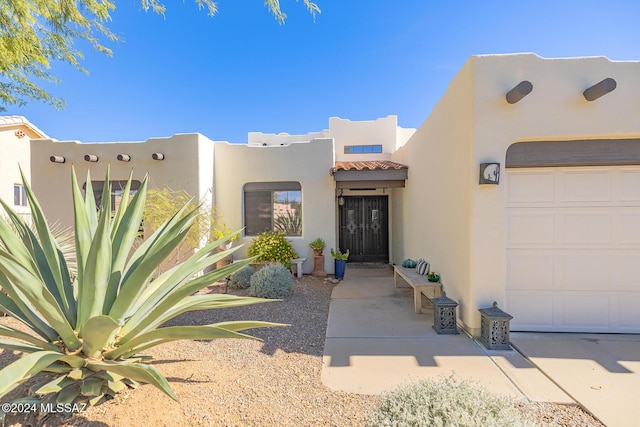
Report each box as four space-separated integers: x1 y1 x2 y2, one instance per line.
338 196 389 263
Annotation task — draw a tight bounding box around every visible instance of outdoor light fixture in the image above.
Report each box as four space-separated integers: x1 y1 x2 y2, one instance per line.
50 156 65 164
506 80 533 104
84 154 98 162
152 152 165 160
337 189 345 206
583 78 617 101
479 163 500 184
117 154 131 162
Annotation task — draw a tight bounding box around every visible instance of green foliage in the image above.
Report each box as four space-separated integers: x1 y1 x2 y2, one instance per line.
0 168 280 415
229 266 253 290
330 248 349 260
248 263 293 299
273 209 302 236
142 186 216 275
247 231 298 266
309 238 325 250
212 223 239 242
0 0 320 110
367 375 526 427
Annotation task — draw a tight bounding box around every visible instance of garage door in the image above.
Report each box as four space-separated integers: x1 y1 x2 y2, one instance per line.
505 166 640 333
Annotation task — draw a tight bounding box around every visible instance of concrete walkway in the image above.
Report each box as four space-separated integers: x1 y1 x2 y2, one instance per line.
321 268 640 427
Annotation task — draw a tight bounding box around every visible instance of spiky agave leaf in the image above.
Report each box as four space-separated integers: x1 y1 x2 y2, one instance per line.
0 169 281 412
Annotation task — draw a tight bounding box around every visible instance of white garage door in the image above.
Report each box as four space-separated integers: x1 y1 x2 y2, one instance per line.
505 166 640 333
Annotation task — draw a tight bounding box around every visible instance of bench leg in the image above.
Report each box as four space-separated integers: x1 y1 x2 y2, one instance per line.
414 288 422 313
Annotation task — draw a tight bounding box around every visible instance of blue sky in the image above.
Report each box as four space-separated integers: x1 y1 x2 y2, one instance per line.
9 1 640 142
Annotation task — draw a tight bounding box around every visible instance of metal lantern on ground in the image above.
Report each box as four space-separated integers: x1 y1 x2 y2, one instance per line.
432 293 459 335
478 302 513 350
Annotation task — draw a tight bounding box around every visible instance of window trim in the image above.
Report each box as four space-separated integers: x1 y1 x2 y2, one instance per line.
243 181 302 236
344 144 383 154
13 184 27 207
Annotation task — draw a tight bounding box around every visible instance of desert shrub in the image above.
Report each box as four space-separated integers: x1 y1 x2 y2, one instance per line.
247 231 298 266
0 170 278 414
367 375 526 427
249 263 293 299
229 266 253 289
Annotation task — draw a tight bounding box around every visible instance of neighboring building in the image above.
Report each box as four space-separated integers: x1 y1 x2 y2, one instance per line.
0 116 50 223
16 53 640 336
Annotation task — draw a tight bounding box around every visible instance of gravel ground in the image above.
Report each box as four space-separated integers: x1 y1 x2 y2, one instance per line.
1 275 604 426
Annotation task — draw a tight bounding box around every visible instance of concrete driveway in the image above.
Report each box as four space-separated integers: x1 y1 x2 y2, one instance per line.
321 268 640 427
510 332 640 427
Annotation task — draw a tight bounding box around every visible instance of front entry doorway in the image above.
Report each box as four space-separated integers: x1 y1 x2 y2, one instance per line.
338 196 389 263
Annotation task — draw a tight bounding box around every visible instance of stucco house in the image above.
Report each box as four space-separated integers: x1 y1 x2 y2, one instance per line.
14 53 640 336
0 116 49 223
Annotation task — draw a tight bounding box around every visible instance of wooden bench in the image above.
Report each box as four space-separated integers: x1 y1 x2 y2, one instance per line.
393 265 443 313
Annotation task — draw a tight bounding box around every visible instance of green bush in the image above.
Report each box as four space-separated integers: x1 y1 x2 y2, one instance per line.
248 263 293 299
229 266 253 289
0 169 279 413
247 231 298 266
367 375 525 427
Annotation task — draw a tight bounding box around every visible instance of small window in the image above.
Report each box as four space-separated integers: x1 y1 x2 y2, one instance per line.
84 181 143 237
13 184 27 207
244 182 302 236
344 145 383 154
83 181 142 212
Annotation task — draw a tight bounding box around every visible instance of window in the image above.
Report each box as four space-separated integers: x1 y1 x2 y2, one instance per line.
344 145 383 154
14 184 27 207
84 180 144 237
244 182 302 236
83 180 142 212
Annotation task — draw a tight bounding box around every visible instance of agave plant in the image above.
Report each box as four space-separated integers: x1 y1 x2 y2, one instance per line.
0 168 278 415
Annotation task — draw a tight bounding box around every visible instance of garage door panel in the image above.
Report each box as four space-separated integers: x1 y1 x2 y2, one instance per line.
506 166 640 333
560 254 610 290
560 294 609 328
507 172 554 204
560 170 611 203
618 255 640 289
507 213 554 245
618 213 640 245
506 292 554 328
561 213 611 245
616 295 640 329
618 170 640 202
507 254 554 289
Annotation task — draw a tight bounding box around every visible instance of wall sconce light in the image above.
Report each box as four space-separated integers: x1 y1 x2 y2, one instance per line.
479 163 500 184
337 189 345 206
50 155 65 163
583 78 616 101
506 80 533 104
152 152 165 161
84 154 99 162
117 154 131 162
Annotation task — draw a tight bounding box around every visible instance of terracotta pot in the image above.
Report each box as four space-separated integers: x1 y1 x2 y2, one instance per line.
312 248 323 256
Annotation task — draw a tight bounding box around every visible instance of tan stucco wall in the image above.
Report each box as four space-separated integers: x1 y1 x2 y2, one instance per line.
213 139 336 273
247 131 328 146
0 126 34 218
392 59 475 329
468 53 640 331
394 53 640 334
331 115 409 162
30 134 213 229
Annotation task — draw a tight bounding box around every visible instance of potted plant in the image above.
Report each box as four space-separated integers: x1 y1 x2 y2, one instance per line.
331 248 349 280
309 237 326 256
213 223 239 250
